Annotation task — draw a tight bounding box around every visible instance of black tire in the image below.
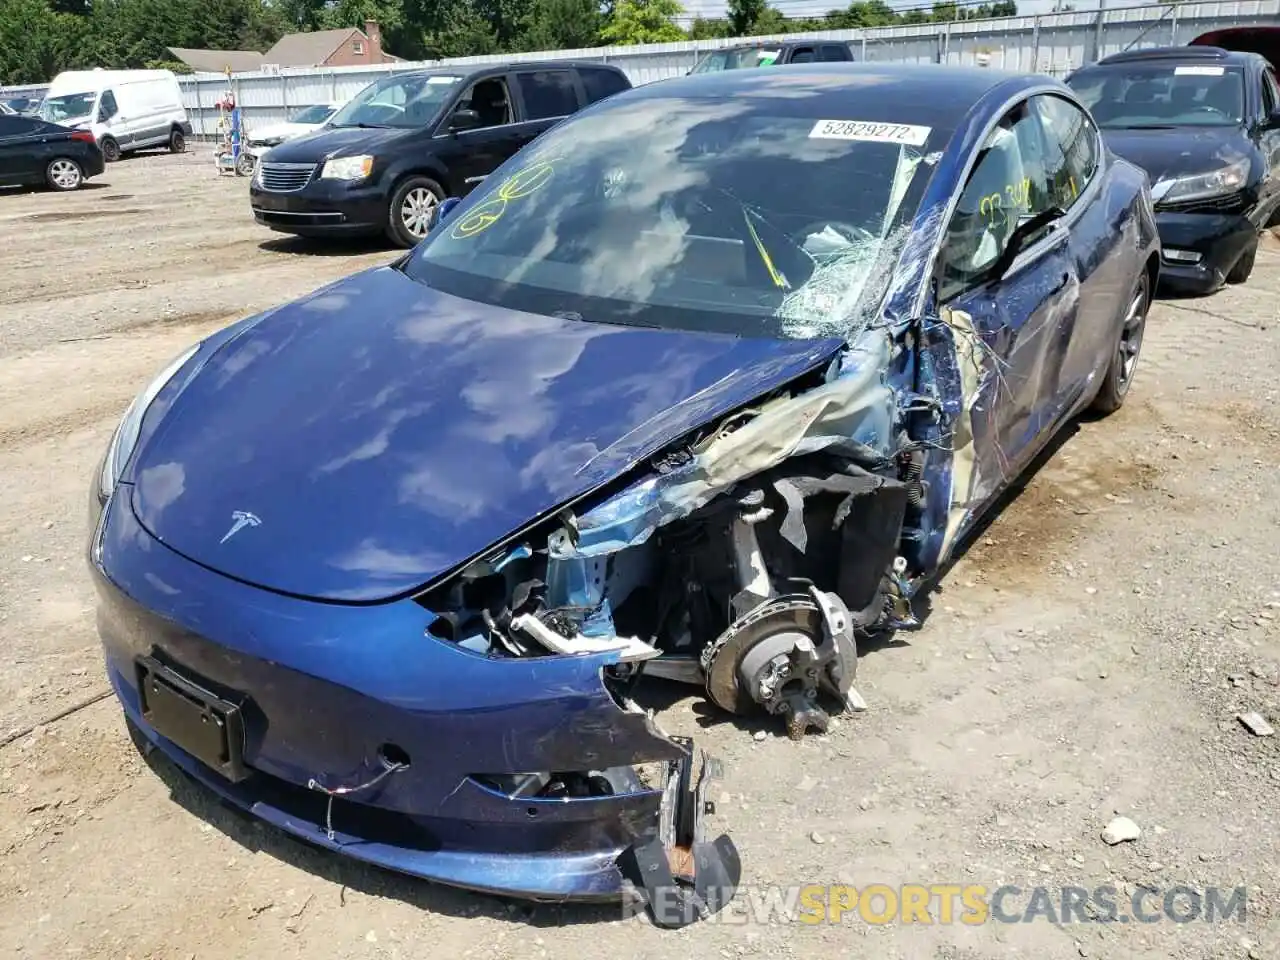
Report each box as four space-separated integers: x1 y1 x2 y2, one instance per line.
46 157 84 191
169 128 186 154
1090 268 1150 416
100 137 121 163
387 175 444 248
1226 237 1257 284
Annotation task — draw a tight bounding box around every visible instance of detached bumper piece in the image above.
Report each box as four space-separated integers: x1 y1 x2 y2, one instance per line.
619 739 741 929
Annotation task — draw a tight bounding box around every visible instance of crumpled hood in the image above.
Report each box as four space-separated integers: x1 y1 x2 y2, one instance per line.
129 267 844 602
1102 126 1255 186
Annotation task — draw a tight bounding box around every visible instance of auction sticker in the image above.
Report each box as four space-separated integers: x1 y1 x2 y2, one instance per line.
809 120 931 146
1174 65 1225 76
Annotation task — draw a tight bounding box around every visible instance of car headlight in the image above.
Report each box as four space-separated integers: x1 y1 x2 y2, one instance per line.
97 344 200 501
320 155 374 181
1154 157 1250 205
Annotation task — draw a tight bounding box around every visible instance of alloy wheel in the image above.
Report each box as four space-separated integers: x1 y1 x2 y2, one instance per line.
1116 277 1148 392
400 187 438 239
49 159 81 190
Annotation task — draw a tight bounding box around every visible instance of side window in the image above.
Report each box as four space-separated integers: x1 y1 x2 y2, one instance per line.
453 77 512 129
99 90 118 121
518 70 580 121
789 46 816 63
938 100 1056 301
1033 94 1099 209
1263 68 1280 116
581 67 629 105
819 44 851 62
0 115 37 136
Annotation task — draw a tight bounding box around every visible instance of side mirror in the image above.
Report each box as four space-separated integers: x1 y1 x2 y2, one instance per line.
1265 107 1280 130
428 196 461 232
989 206 1066 279
448 109 481 132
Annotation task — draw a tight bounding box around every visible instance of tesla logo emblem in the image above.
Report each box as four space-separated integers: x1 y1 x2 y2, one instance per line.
220 510 261 544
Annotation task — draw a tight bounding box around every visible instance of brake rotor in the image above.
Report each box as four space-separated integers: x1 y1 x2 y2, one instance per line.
702 595 825 716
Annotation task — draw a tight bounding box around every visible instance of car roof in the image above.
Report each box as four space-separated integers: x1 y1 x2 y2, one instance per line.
633 62 1049 118
395 60 624 83
1095 45 1261 67
720 39 849 50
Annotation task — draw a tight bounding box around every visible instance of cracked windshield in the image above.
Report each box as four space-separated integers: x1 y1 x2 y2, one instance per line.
406 94 946 340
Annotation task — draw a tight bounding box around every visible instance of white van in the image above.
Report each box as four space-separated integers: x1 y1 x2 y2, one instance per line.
38 69 191 162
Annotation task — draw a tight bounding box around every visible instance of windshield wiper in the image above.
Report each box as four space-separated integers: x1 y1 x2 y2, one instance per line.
1108 123 1177 130
333 121 389 129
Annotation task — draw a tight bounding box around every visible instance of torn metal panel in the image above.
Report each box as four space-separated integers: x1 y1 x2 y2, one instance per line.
552 330 898 562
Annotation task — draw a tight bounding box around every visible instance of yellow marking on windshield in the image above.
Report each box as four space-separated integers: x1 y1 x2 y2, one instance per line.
742 211 788 290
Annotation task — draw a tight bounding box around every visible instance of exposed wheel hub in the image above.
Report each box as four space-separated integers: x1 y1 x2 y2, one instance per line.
702 588 858 739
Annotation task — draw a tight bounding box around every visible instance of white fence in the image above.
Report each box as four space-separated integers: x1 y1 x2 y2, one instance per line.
16 0 1275 137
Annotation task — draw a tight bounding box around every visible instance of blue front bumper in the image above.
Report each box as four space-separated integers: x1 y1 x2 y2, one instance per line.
90 488 738 914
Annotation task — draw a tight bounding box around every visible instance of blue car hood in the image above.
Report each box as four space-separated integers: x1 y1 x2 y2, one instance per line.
129 267 844 603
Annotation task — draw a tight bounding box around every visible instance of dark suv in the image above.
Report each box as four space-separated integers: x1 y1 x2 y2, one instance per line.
1066 44 1280 293
250 61 631 247
689 40 855 74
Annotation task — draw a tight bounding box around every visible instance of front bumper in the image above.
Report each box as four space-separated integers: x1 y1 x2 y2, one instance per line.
1153 208 1257 294
90 491 739 920
250 180 387 236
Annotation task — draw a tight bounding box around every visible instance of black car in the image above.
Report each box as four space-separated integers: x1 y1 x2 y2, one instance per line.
0 114 105 191
689 40 855 74
1067 44 1280 293
250 61 632 247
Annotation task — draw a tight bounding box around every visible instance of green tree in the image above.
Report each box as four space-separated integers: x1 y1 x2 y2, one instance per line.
520 0 603 50
726 0 764 35
687 15 731 39
748 6 788 35
600 0 684 45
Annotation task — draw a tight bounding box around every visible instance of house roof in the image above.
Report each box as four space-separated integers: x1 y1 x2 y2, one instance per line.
168 47 266 73
262 28 360 66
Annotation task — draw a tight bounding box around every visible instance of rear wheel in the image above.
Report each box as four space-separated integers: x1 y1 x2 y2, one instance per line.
1090 269 1149 415
46 157 83 191
1226 237 1257 284
387 175 443 248
169 128 186 154
100 137 121 163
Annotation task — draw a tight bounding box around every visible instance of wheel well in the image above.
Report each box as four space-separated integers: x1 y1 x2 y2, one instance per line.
1144 251 1160 295
170 123 184 133
391 170 444 194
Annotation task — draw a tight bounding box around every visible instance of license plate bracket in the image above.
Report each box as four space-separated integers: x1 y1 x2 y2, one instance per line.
135 656 248 783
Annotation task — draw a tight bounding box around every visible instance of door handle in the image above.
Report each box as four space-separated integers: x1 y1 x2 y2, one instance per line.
1049 271 1070 295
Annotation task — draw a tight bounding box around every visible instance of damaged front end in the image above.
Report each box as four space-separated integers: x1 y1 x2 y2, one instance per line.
416 329 925 743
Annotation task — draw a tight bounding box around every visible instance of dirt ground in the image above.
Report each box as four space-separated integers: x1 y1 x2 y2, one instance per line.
1 148 1278 960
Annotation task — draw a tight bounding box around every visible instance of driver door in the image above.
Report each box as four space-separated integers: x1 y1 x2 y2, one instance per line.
928 97 1081 555
436 76 521 197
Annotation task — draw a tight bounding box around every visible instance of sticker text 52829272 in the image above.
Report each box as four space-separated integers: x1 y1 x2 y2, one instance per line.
808 120 931 146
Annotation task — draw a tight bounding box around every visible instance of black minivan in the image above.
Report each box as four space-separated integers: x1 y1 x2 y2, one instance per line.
250 61 631 246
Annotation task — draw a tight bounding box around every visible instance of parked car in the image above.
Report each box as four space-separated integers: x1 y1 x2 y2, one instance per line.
1066 44 1280 293
689 39 856 74
240 102 345 176
39 69 191 163
246 101 344 151
91 63 1156 923
250 62 632 247
3 95 42 116
0 114 105 190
